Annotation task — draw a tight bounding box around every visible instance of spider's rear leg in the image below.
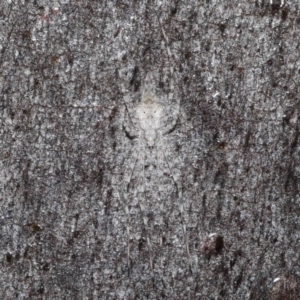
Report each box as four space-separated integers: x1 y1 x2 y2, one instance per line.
137 142 154 273
157 142 166 247
123 142 139 270
161 144 191 269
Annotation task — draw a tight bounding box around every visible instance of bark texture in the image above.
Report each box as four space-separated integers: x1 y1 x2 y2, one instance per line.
1 0 300 299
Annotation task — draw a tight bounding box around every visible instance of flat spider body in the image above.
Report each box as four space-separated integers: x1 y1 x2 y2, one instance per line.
136 73 164 147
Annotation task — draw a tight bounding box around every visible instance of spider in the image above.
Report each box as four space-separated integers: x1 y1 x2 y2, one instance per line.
119 17 190 273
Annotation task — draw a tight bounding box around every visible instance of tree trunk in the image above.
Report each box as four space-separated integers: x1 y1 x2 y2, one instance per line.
1 1 299 299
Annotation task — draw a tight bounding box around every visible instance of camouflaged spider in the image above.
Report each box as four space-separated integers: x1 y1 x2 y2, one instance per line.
119 18 190 273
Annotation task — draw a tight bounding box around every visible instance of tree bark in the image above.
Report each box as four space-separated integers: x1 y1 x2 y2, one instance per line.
1 1 299 299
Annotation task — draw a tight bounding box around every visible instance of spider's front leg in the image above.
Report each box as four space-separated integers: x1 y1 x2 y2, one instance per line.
157 16 180 136
122 93 139 139
160 55 180 136
161 102 180 136
119 70 139 138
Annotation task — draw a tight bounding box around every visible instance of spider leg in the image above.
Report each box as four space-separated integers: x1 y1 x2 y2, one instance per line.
160 66 180 136
157 141 165 247
123 141 139 270
137 141 154 273
123 94 139 138
161 143 191 267
119 70 139 138
157 18 180 136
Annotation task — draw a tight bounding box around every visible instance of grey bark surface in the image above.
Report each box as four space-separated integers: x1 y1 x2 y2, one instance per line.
1 1 300 299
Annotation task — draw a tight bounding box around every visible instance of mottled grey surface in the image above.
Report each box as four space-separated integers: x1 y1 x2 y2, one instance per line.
1 1 299 299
